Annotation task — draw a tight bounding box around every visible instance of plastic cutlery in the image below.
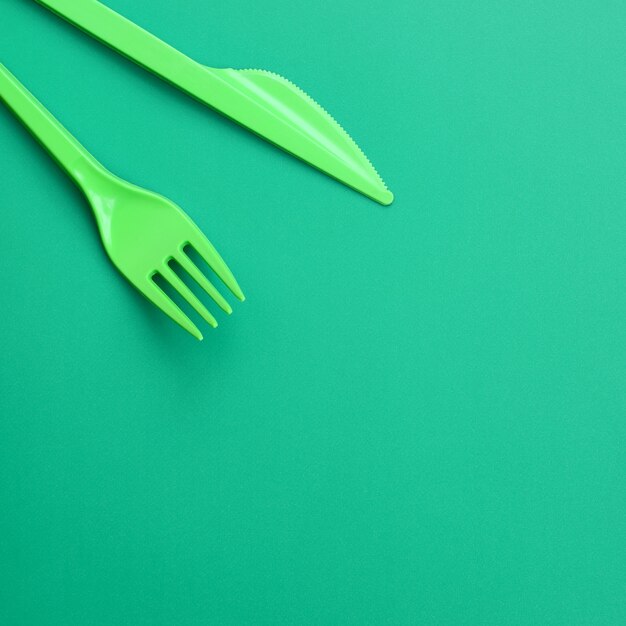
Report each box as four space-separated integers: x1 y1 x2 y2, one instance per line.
34 0 394 205
0 62 243 340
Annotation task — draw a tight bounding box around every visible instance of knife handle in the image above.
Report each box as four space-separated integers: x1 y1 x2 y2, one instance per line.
35 0 205 94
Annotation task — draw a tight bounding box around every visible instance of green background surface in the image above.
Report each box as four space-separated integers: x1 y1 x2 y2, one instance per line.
1 1 625 624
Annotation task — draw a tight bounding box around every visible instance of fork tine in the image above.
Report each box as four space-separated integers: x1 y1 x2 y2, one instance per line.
141 277 203 340
161 264 218 328
188 236 245 301
176 253 233 314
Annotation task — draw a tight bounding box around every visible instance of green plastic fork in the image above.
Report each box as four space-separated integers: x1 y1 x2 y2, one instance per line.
0 62 244 340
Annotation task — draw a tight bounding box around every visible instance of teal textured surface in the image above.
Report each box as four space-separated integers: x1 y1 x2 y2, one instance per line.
1 1 625 625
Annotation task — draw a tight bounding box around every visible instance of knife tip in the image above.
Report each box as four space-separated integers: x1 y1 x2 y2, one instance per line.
376 188 394 206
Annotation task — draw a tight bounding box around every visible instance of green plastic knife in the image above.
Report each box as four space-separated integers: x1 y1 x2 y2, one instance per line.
34 0 394 205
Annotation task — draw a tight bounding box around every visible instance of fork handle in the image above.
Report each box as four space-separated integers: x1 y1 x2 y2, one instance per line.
0 63 104 187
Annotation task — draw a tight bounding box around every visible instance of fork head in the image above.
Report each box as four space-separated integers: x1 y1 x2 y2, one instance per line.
87 175 244 340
